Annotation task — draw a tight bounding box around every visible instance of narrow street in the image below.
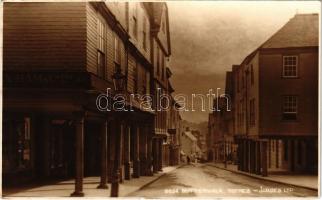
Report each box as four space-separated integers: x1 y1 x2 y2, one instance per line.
129 164 318 197
2 2 319 198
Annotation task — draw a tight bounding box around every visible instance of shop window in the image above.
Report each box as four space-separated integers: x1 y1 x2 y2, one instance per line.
3 117 31 172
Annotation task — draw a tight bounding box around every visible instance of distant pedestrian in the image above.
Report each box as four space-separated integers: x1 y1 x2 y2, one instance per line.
187 156 190 164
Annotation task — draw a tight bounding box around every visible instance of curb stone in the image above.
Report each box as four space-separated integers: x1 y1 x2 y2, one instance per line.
207 163 318 192
123 165 184 197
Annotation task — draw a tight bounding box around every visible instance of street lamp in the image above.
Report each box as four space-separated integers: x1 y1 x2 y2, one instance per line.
110 66 126 197
112 66 126 92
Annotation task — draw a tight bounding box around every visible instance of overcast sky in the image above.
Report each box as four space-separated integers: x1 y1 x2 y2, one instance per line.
167 1 320 123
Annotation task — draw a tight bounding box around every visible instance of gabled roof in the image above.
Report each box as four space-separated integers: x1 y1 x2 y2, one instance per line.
151 2 164 28
261 14 318 49
235 13 318 69
145 2 171 56
142 2 164 28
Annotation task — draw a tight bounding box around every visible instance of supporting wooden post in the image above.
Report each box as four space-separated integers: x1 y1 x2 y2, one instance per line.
97 120 108 189
158 138 163 171
250 140 255 174
71 113 84 197
255 141 261 175
124 124 131 180
119 122 124 183
243 140 248 172
107 122 115 183
110 120 123 197
249 140 252 172
133 125 140 178
139 125 147 176
43 117 50 177
146 125 153 176
153 137 158 173
289 139 295 172
224 141 227 168
261 140 268 177
237 140 242 171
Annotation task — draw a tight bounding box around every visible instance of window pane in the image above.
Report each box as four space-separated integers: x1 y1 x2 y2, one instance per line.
97 51 105 78
283 95 297 120
283 56 297 77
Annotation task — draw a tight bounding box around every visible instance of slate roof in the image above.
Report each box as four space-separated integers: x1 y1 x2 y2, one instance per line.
261 13 318 49
144 2 171 56
237 13 318 66
152 2 164 28
143 2 165 29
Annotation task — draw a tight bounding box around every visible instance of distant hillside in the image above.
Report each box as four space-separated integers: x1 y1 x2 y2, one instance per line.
182 120 208 137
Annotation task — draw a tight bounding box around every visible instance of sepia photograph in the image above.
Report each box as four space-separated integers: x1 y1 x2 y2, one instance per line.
1 0 320 198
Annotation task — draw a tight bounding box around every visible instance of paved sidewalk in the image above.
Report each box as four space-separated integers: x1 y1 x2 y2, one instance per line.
207 163 318 191
3 166 179 197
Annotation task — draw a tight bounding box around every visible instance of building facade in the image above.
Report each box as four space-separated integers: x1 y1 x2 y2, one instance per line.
208 95 236 164
207 13 318 176
191 130 207 160
3 2 176 196
180 128 198 163
207 113 215 161
146 2 173 169
166 73 182 166
232 13 318 175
